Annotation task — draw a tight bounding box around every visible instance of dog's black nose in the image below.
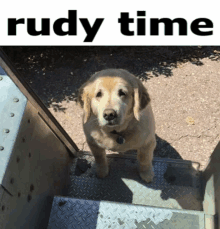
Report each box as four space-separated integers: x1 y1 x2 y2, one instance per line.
103 109 117 121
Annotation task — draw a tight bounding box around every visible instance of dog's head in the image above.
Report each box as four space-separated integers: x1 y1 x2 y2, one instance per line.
77 69 150 127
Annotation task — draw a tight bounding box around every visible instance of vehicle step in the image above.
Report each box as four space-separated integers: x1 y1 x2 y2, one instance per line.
47 196 205 229
66 154 204 211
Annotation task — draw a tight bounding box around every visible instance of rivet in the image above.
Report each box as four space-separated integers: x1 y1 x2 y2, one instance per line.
10 113 15 117
29 152 31 158
13 98 19 102
30 184 34 192
0 146 4 151
10 178 14 184
16 157 20 163
0 76 3 81
4 129 10 133
18 192 21 197
2 206 5 211
27 194 32 202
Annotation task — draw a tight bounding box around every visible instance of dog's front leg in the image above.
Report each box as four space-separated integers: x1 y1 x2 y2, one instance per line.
137 138 156 183
87 141 109 178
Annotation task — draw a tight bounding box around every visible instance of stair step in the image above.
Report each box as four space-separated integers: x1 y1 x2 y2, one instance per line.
47 196 205 229
66 154 204 211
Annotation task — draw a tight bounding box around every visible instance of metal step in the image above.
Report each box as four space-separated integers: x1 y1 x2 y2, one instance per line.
47 196 205 229
47 154 206 228
67 154 204 211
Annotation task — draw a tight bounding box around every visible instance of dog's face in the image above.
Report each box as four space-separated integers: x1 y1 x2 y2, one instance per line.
78 69 150 127
91 77 133 127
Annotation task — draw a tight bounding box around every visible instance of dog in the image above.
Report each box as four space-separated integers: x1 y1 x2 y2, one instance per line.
77 69 156 183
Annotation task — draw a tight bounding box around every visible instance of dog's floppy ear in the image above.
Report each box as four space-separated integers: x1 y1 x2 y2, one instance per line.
77 82 91 124
133 78 151 121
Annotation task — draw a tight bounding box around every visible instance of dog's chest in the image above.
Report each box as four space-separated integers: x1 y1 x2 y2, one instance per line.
91 129 141 152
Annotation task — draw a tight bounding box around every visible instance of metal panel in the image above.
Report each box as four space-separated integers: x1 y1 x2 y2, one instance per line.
48 196 205 229
0 50 79 229
0 69 27 183
0 186 12 229
202 141 220 229
0 49 78 155
205 214 215 229
67 154 203 211
0 101 73 229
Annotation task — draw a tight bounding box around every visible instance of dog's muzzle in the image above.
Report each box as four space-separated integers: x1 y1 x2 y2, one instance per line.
103 108 119 126
103 109 117 121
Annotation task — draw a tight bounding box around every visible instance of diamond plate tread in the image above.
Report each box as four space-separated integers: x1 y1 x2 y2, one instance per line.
47 197 205 229
67 155 203 211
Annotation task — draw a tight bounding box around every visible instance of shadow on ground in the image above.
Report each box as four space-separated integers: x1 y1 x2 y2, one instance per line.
69 134 203 212
154 135 182 159
2 46 220 113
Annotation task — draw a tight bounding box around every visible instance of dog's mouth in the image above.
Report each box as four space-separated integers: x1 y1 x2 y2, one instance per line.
106 120 119 127
99 112 123 127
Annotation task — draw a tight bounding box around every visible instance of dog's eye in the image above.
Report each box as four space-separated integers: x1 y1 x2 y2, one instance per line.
118 89 126 97
96 91 102 98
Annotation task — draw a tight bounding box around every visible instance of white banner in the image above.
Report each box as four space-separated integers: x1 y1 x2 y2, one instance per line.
0 0 219 45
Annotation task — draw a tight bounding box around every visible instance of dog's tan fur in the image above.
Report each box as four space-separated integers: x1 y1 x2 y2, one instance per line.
78 69 156 182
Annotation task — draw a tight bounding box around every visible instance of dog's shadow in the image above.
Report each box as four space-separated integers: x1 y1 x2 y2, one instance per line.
68 135 204 212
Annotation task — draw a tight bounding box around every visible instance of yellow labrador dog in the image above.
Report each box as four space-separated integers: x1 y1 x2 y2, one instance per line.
78 69 156 183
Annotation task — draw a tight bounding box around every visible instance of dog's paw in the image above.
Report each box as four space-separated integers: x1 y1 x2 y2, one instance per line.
139 168 154 183
96 164 109 178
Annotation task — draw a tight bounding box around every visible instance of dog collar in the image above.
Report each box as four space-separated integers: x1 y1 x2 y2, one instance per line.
110 130 125 145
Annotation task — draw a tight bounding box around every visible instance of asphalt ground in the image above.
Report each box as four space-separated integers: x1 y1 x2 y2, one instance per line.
3 46 220 170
